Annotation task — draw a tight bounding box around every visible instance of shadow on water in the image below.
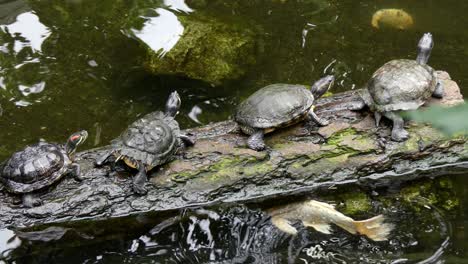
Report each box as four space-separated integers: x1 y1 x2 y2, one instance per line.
1 172 467 263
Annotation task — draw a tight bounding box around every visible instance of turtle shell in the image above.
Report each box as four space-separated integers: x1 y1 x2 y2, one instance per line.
112 111 181 169
362 59 437 112
235 84 314 131
0 142 70 194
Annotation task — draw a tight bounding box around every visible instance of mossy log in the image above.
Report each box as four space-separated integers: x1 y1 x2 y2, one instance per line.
0 71 465 229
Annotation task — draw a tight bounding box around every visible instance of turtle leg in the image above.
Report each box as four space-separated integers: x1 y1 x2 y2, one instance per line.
180 134 196 147
307 109 329 126
95 151 112 166
374 112 382 127
133 162 148 195
384 112 409 142
432 80 444 98
23 193 42 208
247 130 266 151
69 163 84 181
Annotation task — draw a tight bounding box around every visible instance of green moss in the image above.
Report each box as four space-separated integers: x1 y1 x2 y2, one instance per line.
321 191 372 215
327 128 358 146
340 192 372 215
400 181 431 202
144 12 260 85
171 154 272 185
287 154 354 180
326 153 351 164
322 91 334 98
399 177 459 212
438 177 453 189
460 142 468 160
394 125 445 153
172 171 199 183
243 162 274 177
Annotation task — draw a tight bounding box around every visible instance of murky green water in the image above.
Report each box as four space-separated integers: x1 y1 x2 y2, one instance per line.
0 0 467 263
0 0 467 159
1 173 467 263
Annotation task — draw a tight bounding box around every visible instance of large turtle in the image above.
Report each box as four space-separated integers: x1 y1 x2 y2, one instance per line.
0 130 88 207
235 75 334 151
351 33 444 141
96 91 194 195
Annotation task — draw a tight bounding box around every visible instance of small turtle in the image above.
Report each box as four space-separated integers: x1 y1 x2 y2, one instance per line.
0 130 88 207
350 33 444 142
235 75 334 151
96 91 194 195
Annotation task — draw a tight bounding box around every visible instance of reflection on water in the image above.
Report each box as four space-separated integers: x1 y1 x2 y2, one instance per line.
0 11 50 53
130 8 185 58
0 229 21 260
0 1 467 261
188 104 202 124
164 0 193 13
18 81 45 96
0 0 466 159
2 174 466 263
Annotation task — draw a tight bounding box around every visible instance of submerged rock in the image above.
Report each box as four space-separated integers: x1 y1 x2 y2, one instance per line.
371 9 414 30
137 11 260 86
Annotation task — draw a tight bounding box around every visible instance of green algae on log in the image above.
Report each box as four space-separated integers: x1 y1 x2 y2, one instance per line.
0 71 465 228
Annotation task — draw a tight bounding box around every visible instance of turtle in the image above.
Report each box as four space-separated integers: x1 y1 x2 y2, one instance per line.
0 130 88 207
95 91 195 195
234 75 335 151
349 33 444 142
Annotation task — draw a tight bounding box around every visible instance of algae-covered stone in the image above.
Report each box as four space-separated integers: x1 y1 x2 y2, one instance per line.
400 177 459 211
141 11 260 85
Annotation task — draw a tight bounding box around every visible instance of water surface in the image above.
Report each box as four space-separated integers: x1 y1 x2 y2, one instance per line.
0 0 467 263
0 0 466 158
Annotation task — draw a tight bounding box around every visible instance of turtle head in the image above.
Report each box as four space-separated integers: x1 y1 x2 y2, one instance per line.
416 33 433 65
311 75 334 99
165 91 181 117
65 130 88 156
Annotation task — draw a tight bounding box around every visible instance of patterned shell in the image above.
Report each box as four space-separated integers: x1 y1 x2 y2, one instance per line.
112 111 181 168
362 59 437 112
235 84 314 128
1 142 70 193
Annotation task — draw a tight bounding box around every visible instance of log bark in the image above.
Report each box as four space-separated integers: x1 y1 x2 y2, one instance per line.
0 71 466 229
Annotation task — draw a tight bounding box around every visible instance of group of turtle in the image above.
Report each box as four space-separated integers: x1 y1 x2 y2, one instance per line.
0 33 444 207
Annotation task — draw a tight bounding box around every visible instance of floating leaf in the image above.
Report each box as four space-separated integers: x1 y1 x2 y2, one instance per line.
404 102 468 136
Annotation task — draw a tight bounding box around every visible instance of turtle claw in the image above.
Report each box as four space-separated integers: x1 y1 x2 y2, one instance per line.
180 134 196 147
247 131 265 151
391 128 409 142
248 140 266 151
317 119 329 126
70 163 84 181
432 80 444 98
133 183 148 195
384 112 409 142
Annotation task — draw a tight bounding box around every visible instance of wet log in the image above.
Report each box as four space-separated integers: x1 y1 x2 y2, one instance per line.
0 71 466 228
